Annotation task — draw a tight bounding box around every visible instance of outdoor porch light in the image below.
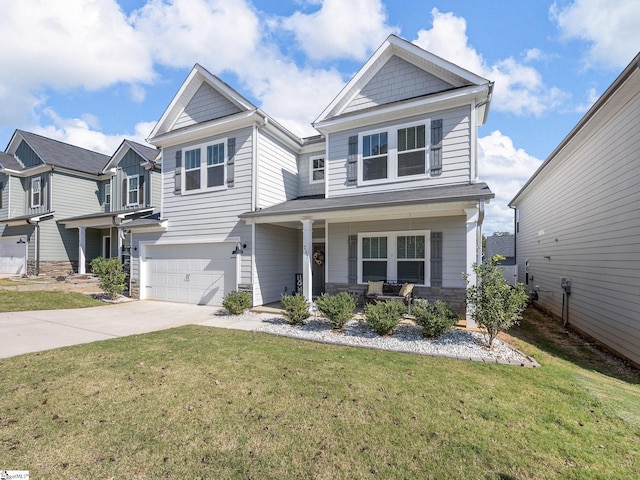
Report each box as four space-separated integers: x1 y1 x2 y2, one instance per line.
232 242 246 255
16 237 26 244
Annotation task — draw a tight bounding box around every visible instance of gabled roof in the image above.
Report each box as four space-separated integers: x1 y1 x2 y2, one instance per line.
103 139 158 172
148 63 258 141
314 35 492 129
6 130 109 175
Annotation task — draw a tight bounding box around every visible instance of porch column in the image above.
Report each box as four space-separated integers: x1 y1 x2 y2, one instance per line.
301 219 313 302
78 226 86 275
117 227 124 260
465 208 479 328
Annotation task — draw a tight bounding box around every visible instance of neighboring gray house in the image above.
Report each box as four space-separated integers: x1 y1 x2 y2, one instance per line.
509 52 640 366
485 234 516 286
0 131 160 276
133 35 494 326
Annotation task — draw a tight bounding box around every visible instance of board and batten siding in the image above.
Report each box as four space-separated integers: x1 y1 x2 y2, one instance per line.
344 55 454 114
297 150 326 197
173 82 242 131
327 106 471 197
256 130 299 209
514 78 640 366
160 126 254 286
113 150 150 210
253 224 299 305
326 216 466 287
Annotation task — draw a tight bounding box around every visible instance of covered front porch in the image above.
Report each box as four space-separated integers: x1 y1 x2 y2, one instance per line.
241 184 492 327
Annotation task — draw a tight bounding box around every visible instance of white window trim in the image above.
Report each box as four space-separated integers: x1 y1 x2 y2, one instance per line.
358 119 431 186
126 175 142 207
181 138 228 195
357 230 430 286
30 176 41 208
309 154 325 184
104 182 111 208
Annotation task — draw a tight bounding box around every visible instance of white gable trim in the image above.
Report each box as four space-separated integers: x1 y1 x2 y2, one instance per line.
148 64 257 142
314 35 490 125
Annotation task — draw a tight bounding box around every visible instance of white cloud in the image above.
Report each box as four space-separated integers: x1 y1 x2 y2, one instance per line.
414 8 568 117
550 0 640 70
279 0 399 61
32 109 156 155
478 131 543 234
130 0 260 70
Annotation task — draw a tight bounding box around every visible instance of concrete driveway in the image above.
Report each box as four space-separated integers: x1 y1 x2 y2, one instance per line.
0 300 262 359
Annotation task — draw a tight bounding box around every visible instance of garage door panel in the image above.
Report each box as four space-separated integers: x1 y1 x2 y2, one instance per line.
0 238 26 275
144 243 236 306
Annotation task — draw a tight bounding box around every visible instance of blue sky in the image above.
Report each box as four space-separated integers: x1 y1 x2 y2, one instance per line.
0 0 638 234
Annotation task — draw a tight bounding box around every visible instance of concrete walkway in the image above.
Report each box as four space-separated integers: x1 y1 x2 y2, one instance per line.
0 300 266 359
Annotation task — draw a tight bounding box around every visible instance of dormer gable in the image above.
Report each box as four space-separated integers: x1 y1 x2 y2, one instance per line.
103 139 159 173
148 63 257 141
314 35 492 132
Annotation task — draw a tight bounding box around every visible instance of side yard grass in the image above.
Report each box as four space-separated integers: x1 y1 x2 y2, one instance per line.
0 309 638 479
0 290 103 312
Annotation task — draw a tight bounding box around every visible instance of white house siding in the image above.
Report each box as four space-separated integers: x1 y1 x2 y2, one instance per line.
253 224 299 305
0 173 8 222
256 130 299 209
150 170 161 210
344 55 454 114
513 76 640 366
327 106 471 197
173 82 241 130
298 150 326 197
159 126 254 286
327 215 467 288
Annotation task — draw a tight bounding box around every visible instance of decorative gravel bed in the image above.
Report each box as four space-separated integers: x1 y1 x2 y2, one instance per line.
251 314 538 367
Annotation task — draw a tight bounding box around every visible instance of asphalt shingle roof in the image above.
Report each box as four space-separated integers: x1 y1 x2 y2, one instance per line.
0 152 22 170
16 130 110 175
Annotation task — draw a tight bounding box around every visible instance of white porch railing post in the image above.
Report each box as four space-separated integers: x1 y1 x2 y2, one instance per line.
301 219 313 303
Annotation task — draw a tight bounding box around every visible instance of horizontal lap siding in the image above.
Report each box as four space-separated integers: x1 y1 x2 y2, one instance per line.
327 216 466 287
327 106 471 197
515 82 640 365
174 82 241 130
161 126 254 285
257 131 299 208
254 224 299 304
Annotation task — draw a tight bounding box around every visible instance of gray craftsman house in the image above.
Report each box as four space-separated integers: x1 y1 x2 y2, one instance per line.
0 131 159 276
130 35 494 326
509 52 640 366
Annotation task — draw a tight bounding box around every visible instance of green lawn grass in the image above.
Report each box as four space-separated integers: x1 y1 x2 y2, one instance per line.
1 316 638 479
0 290 103 312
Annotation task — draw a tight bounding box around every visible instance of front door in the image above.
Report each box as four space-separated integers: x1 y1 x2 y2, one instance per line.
103 235 111 258
312 243 325 298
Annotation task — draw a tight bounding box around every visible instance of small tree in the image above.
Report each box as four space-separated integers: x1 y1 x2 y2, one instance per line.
465 255 528 348
90 257 127 300
222 290 252 315
281 294 310 326
316 292 356 330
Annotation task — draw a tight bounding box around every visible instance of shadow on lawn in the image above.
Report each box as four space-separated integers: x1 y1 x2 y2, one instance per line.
507 306 640 384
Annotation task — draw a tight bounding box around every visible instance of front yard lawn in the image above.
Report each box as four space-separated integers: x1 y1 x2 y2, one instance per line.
0 290 103 312
1 310 638 479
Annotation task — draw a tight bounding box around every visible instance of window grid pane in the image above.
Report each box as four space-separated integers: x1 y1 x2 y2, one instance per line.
207 144 224 165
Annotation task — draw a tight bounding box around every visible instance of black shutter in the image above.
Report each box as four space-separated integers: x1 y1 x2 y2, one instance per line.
139 175 145 206
175 150 182 193
346 135 358 186
430 119 443 177
430 232 443 287
227 138 235 187
122 178 127 207
348 234 358 284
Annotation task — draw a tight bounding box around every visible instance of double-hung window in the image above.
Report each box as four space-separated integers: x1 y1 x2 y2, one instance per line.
182 139 227 193
359 120 431 184
30 177 41 207
310 155 325 183
127 176 141 206
104 183 111 209
359 231 429 285
397 125 426 177
362 132 388 181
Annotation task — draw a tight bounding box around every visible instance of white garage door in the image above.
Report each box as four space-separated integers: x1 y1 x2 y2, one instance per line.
143 243 237 306
0 237 26 275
